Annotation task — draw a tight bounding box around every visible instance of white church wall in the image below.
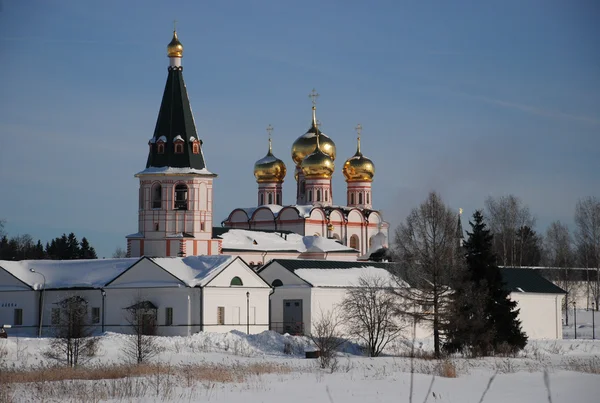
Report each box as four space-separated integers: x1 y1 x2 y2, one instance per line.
269 286 312 334
205 259 269 288
202 287 270 334
0 290 38 337
510 292 564 339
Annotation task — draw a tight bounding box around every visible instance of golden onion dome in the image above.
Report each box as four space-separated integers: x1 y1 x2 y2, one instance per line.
301 135 335 179
254 136 287 183
167 30 184 58
291 107 336 166
343 132 375 182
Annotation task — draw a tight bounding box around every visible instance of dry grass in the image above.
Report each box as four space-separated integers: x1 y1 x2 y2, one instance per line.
563 357 600 374
436 359 458 378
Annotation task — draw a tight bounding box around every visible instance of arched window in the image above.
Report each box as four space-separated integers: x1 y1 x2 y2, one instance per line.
272 279 283 287
230 276 243 286
301 181 306 194
174 143 184 154
317 190 321 202
276 193 281 205
325 190 328 201
268 193 273 204
366 193 370 204
192 142 200 154
359 193 363 204
139 187 144 209
350 234 359 250
157 143 165 154
350 193 355 205
308 190 312 202
174 184 188 210
260 194 264 205
152 184 162 209
332 233 340 241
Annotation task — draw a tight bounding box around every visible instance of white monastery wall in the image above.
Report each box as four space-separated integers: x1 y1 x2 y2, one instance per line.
510 292 563 339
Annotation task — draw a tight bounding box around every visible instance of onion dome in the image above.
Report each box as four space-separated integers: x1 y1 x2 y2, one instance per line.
343 124 375 182
301 130 335 179
291 105 336 166
254 130 287 183
167 30 184 58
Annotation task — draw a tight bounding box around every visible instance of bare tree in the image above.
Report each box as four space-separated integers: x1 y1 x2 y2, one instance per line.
122 296 159 364
544 221 575 325
485 195 535 267
574 196 600 309
45 295 98 367
0 219 5 238
341 275 406 357
392 192 463 358
112 246 127 258
308 307 345 369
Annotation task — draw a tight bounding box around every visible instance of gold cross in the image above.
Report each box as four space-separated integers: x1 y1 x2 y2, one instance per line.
355 123 362 140
266 124 274 141
308 88 320 107
316 120 322 129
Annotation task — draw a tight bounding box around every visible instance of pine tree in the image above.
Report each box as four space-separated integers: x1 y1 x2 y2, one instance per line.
79 237 97 259
67 233 81 259
444 210 527 356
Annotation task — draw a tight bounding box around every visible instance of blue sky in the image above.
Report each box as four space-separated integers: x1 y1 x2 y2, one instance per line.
0 0 599 258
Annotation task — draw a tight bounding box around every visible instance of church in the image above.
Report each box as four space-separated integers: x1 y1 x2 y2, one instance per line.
125 29 389 260
0 29 565 341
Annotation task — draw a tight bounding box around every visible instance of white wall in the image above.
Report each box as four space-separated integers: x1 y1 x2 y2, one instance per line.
202 287 270 334
0 290 38 337
269 286 312 334
511 292 564 339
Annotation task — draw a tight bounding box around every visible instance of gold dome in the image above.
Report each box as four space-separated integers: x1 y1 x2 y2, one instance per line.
342 129 375 182
291 107 336 166
301 134 335 179
254 130 286 183
167 30 184 58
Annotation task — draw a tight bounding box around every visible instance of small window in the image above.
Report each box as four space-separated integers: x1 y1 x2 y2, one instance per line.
366 193 370 204
260 194 264 205
230 276 243 286
192 142 200 154
350 234 359 250
325 190 328 201
317 190 321 202
152 184 162 209
200 222 205 231
268 193 273 204
174 143 184 154
14 308 23 326
165 307 173 326
51 308 60 325
139 188 144 209
154 222 159 231
92 307 100 324
350 193 355 205
272 279 283 287
359 193 363 204
300 181 306 194
157 143 165 154
276 193 281 205
308 190 312 202
217 306 225 325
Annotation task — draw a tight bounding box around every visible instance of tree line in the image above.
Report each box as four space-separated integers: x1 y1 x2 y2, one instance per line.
0 222 97 260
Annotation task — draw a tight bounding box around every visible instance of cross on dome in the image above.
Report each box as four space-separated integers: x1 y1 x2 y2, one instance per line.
308 88 320 107
355 123 362 140
266 124 274 152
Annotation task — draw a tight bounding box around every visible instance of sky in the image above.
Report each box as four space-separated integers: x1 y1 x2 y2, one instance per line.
0 0 599 258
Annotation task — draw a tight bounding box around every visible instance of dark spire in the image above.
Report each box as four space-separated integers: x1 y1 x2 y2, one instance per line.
146 65 207 170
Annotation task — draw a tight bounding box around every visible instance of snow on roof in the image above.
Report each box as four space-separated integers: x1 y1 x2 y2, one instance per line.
136 166 215 176
294 266 397 287
149 255 235 287
157 135 167 143
173 135 184 142
0 259 139 290
189 136 197 142
219 229 356 253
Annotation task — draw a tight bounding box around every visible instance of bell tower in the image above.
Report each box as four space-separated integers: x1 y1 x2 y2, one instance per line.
126 27 221 257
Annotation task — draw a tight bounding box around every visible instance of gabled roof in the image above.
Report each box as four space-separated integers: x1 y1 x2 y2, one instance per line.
258 259 403 288
500 268 566 294
0 258 140 290
148 255 236 287
143 65 209 172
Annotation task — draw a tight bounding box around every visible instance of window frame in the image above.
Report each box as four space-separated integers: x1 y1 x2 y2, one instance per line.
92 307 100 324
217 306 225 325
165 307 173 326
14 308 23 326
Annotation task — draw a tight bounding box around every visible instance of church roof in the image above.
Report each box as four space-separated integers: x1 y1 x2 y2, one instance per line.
500 268 566 294
144 65 209 172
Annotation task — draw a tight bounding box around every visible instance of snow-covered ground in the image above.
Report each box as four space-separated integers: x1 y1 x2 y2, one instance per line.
1 329 598 402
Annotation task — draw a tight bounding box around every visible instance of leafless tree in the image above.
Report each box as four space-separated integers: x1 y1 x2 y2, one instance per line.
122 296 159 364
0 219 5 238
544 221 575 324
574 196 600 309
112 246 127 258
485 195 536 267
341 275 407 357
392 191 463 358
44 295 98 367
308 307 345 369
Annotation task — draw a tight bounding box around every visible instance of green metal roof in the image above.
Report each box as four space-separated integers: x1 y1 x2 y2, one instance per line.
146 66 206 170
260 259 396 272
500 268 566 294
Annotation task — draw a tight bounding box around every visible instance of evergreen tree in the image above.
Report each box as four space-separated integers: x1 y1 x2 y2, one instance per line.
79 237 97 259
444 210 527 356
66 233 81 259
